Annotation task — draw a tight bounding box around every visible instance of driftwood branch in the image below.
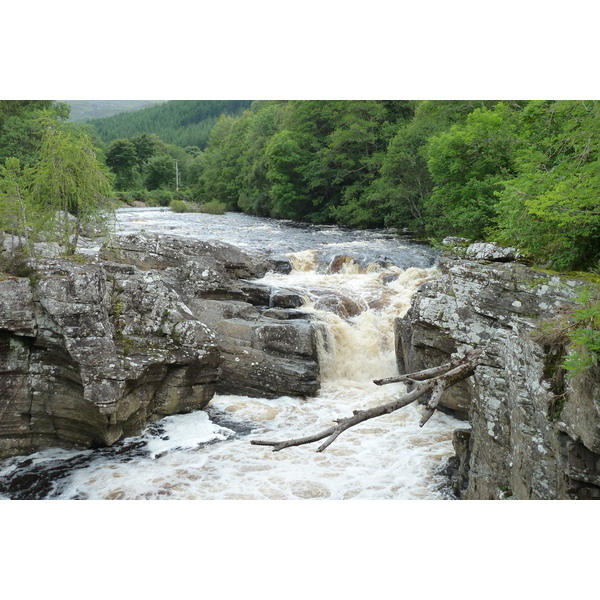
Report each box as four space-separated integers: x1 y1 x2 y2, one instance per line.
251 349 483 453
372 354 468 386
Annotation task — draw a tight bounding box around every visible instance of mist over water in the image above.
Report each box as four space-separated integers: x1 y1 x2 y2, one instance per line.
0 209 460 500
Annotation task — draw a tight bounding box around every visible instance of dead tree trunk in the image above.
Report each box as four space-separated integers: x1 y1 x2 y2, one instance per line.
251 349 483 453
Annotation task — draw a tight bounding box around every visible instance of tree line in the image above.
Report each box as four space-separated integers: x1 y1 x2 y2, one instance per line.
89 100 252 148
193 100 599 271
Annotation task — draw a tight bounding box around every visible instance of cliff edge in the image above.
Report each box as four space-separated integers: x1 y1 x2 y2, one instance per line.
396 241 600 499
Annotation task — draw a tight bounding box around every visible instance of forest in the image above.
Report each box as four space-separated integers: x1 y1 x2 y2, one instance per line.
1 99 599 272
89 100 252 148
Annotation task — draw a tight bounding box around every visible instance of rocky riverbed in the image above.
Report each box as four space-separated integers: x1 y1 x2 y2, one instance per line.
1 211 456 499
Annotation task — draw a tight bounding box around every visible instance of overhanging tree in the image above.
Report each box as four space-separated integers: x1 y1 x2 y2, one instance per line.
0 157 47 262
31 113 114 254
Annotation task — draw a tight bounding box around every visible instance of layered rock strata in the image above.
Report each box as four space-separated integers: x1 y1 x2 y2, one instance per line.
396 244 599 499
0 234 319 458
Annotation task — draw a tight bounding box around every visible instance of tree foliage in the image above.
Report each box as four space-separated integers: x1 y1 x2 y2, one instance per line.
145 154 176 190
0 101 70 167
30 113 114 253
494 101 600 269
89 100 252 148
0 157 42 258
106 138 138 189
425 103 521 239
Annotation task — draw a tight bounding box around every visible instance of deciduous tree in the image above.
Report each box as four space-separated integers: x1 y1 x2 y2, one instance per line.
31 113 114 254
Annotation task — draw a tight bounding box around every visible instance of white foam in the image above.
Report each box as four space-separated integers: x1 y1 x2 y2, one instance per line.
143 411 235 458
51 389 457 500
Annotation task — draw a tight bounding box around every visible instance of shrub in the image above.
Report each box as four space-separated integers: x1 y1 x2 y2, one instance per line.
147 189 173 207
128 189 150 203
199 200 227 215
0 247 33 277
169 199 193 213
168 199 227 215
562 287 600 376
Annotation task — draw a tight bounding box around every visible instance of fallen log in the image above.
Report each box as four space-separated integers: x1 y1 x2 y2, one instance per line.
251 348 483 452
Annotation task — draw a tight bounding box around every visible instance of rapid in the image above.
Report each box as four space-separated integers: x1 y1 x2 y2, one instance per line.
0 208 461 500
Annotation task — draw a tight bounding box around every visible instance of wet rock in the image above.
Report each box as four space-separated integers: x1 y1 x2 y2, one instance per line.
328 255 357 274
101 233 278 280
198 300 319 398
270 289 305 309
269 257 293 275
261 308 312 320
314 293 363 318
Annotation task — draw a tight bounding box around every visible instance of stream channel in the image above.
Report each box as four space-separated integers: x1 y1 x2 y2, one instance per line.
0 208 462 500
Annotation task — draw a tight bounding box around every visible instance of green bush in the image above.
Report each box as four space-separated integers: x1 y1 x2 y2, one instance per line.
128 189 150 203
562 287 600 376
168 199 227 215
169 199 193 213
147 189 173 207
199 200 227 215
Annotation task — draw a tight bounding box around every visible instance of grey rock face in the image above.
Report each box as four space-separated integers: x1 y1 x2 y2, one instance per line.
463 242 521 262
397 254 599 499
101 234 319 400
0 234 319 458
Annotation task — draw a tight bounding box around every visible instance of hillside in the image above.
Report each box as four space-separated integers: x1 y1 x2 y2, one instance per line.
89 100 253 149
65 100 166 121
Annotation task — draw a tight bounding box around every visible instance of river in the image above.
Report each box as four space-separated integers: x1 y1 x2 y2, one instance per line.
0 208 461 500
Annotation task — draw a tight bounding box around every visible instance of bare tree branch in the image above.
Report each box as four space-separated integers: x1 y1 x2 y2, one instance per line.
251 349 483 452
373 353 471 386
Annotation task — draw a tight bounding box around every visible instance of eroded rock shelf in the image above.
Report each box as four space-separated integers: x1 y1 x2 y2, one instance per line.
0 234 319 458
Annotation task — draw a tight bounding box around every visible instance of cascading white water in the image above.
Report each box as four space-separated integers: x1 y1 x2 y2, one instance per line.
271 254 431 384
0 209 460 500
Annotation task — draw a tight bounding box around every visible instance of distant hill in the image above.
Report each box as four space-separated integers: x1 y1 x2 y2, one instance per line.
65 100 166 121
88 100 253 149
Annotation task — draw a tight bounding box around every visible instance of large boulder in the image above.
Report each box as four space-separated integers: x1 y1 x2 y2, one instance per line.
0 257 220 458
102 234 320 399
0 234 320 458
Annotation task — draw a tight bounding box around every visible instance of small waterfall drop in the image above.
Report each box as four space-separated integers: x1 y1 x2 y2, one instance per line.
264 253 431 385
